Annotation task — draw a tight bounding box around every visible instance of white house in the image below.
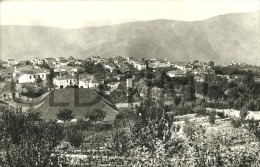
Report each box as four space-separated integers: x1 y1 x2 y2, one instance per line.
78 73 104 88
54 66 85 75
0 81 21 100
53 75 77 89
104 63 116 72
132 61 146 71
59 60 69 66
7 59 15 65
13 66 50 84
167 71 186 78
149 59 169 68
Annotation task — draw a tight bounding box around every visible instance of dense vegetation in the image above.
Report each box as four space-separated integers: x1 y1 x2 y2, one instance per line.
0 94 260 166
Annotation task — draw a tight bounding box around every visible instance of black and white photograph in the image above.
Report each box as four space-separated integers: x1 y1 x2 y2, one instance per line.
0 0 260 166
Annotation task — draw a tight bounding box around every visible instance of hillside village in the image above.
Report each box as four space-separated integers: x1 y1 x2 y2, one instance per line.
1 55 260 166
1 1 260 166
1 56 260 121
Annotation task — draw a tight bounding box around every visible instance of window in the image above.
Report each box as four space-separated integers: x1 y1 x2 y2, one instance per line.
38 75 40 78
34 75 36 78
29 76 32 79
42 74 44 78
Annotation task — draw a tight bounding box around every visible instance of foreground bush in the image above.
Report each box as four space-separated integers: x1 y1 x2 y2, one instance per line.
0 107 64 167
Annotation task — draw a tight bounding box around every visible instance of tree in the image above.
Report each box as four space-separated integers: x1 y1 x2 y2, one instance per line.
85 108 106 149
114 109 134 128
67 127 83 148
193 60 199 65
93 63 106 78
81 61 95 74
202 82 208 97
0 107 64 167
98 84 109 94
85 107 106 125
184 75 196 101
56 108 74 125
35 77 43 84
208 85 223 100
109 129 131 156
39 64 51 70
209 61 214 67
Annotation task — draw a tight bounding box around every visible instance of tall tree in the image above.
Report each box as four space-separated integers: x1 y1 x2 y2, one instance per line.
202 82 208 97
184 74 196 101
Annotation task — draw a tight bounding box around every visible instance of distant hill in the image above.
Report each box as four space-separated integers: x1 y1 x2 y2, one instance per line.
0 11 259 65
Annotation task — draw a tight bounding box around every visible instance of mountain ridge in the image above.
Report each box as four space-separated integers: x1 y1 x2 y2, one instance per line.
1 11 259 65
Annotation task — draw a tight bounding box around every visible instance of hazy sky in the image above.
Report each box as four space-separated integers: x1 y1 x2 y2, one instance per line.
1 1 259 28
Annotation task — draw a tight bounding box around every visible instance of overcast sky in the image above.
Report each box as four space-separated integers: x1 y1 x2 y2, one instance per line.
1 1 259 28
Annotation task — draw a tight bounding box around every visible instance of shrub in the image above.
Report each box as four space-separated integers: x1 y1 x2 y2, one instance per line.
208 110 216 125
67 129 83 148
230 118 242 128
183 121 196 139
194 106 207 117
240 107 249 121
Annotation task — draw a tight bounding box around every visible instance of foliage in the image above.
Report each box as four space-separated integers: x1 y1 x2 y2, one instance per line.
108 129 131 156
183 121 200 139
114 109 135 128
35 77 43 84
85 107 106 123
110 90 128 103
194 105 207 117
184 74 196 101
81 61 95 74
38 64 51 70
208 85 224 100
81 61 107 78
0 107 64 167
247 118 260 140
208 110 216 125
56 108 74 123
209 60 214 67
67 127 83 148
240 107 249 121
230 118 242 128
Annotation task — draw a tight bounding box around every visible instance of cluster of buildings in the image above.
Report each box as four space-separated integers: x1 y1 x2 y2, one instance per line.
0 55 218 122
